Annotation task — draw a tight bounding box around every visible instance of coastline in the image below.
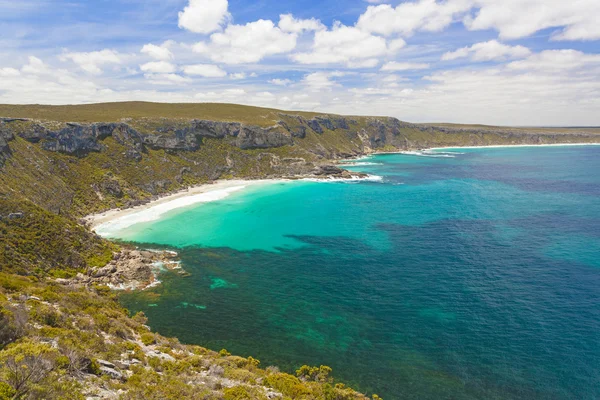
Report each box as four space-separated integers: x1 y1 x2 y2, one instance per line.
85 174 380 237
85 179 280 235
428 142 600 150
86 142 600 236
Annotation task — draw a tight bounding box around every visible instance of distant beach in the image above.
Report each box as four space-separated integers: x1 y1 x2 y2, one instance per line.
86 179 280 236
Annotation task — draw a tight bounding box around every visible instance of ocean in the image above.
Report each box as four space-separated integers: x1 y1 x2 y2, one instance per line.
105 145 600 399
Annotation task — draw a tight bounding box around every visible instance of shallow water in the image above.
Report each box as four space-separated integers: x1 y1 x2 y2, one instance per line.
116 146 600 399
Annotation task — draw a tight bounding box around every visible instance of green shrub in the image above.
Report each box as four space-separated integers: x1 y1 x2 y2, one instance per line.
223 385 267 400
31 303 62 327
219 348 231 357
141 332 156 346
0 382 16 400
296 365 333 382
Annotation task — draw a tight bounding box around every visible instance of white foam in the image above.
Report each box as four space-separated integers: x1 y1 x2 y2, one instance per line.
399 150 457 158
339 162 384 166
430 143 600 150
95 184 249 236
303 174 384 183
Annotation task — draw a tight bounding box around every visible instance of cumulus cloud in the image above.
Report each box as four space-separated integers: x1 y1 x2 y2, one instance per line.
291 22 400 67
21 56 48 75
357 1 471 37
356 0 600 41
0 67 20 77
60 49 121 74
302 71 346 91
442 40 531 61
178 0 231 34
144 73 191 85
182 64 227 78
269 78 293 86
278 14 325 33
193 20 297 64
507 49 600 71
381 62 430 71
465 0 600 41
141 42 174 61
140 61 176 74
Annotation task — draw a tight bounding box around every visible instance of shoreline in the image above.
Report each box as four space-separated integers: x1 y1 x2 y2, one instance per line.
85 179 281 234
87 142 600 236
85 174 380 237
428 142 600 150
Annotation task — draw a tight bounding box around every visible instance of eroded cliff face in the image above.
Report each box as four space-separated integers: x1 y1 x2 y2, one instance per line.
0 112 598 218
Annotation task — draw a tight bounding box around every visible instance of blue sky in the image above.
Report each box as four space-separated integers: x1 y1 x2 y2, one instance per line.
0 0 599 125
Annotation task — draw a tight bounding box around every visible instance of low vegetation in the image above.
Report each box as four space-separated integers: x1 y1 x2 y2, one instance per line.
0 273 380 399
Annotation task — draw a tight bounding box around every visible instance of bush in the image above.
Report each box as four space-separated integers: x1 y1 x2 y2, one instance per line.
0 306 26 349
296 365 333 382
31 304 62 327
0 382 16 400
141 333 156 346
0 340 60 399
223 385 267 400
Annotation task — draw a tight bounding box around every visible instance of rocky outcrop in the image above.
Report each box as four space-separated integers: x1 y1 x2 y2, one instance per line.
69 249 185 291
0 128 13 166
236 125 293 149
42 124 105 156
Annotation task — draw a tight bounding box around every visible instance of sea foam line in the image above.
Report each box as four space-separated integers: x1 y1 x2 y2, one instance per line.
303 174 384 183
429 143 600 150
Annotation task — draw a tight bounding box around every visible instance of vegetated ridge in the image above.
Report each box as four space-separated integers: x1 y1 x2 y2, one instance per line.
1 102 598 399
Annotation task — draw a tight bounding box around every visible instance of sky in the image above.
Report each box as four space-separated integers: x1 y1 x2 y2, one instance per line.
0 0 599 125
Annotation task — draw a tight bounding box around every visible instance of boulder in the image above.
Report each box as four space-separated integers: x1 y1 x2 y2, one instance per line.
313 165 344 176
99 366 123 381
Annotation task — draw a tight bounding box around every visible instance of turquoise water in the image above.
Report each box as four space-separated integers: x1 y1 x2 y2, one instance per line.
117 146 600 399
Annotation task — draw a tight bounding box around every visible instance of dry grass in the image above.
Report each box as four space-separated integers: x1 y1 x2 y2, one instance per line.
0 102 323 127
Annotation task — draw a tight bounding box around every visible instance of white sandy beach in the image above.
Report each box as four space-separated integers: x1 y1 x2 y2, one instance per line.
86 175 382 237
429 142 600 150
86 179 281 236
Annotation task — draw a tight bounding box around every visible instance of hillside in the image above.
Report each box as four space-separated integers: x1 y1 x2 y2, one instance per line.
1 102 599 399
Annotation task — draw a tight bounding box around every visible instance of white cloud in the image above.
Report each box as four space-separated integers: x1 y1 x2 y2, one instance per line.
140 61 176 74
178 0 231 34
193 20 297 64
442 40 531 61
21 56 49 75
195 88 247 103
141 42 174 61
381 62 430 71
291 22 398 67
302 71 346 91
507 49 600 71
60 49 121 75
269 78 293 86
182 64 227 78
357 1 471 37
229 73 245 80
465 0 600 41
0 67 20 77
144 73 192 85
278 14 325 33
356 0 600 41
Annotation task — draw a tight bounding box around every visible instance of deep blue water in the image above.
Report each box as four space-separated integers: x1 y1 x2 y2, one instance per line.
117 146 600 399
